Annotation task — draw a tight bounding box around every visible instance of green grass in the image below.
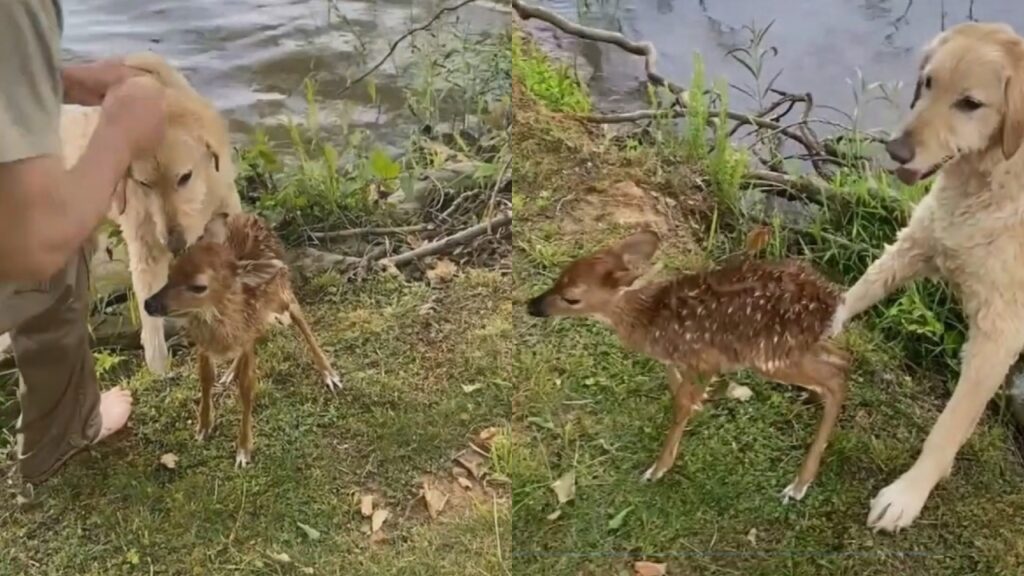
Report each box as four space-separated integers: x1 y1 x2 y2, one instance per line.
508 39 1024 575
1 272 511 575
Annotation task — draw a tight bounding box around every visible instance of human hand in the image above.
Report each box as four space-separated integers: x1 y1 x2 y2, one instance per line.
101 76 168 157
62 59 146 106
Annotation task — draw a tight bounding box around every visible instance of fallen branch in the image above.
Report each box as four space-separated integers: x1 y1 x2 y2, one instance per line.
310 224 434 241
338 0 480 97
378 212 512 268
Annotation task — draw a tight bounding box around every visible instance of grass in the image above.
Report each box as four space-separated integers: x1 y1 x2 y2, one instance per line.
1 272 511 575
509 29 1024 576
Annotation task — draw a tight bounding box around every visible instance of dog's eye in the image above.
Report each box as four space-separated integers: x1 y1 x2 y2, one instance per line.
954 96 984 112
177 171 193 187
561 296 581 306
187 284 208 295
923 75 932 90
135 180 152 189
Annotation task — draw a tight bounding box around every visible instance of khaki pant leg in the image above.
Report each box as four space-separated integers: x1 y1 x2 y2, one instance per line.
6 251 101 484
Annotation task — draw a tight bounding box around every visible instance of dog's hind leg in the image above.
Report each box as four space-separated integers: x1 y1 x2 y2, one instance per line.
285 295 341 393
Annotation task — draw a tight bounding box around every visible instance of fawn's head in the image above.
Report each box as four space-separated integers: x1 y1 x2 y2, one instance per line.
527 230 660 320
143 214 284 319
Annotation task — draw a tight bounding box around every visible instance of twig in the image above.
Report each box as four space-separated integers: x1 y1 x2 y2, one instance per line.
310 224 434 241
337 0 480 97
378 212 511 268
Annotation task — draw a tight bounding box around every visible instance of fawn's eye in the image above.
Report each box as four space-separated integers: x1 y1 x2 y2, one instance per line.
954 96 983 112
561 296 581 306
187 284 208 294
177 171 193 187
923 75 932 90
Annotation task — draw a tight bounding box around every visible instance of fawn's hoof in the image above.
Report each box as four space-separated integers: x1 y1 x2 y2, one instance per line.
323 370 343 393
235 448 252 468
780 479 810 504
641 463 667 483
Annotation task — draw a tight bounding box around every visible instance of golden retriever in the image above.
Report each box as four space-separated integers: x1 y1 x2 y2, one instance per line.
61 52 242 374
831 22 1024 532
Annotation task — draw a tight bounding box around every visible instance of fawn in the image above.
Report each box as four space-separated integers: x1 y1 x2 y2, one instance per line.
526 229 850 502
144 212 341 467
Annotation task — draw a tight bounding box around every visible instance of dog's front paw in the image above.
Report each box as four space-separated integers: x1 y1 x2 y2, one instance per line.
867 475 931 533
827 304 848 338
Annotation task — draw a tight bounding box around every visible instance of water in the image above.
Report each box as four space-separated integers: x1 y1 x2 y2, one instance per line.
61 0 508 144
534 0 1024 131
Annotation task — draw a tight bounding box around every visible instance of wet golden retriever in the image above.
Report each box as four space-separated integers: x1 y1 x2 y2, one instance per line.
832 22 1024 532
60 52 242 374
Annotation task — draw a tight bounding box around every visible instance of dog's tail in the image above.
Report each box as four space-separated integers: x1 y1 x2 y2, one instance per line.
123 52 197 96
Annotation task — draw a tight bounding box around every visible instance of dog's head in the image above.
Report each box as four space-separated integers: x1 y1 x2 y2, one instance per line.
526 230 660 320
887 22 1024 184
143 214 284 319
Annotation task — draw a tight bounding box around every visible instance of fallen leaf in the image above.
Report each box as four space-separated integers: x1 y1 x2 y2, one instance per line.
426 258 458 286
297 521 321 541
608 506 634 530
550 471 576 505
360 494 374 518
371 509 390 533
476 426 500 449
526 416 555 430
158 453 178 469
461 383 484 393
456 476 475 490
268 552 292 564
300 568 315 575
726 382 754 402
744 225 773 253
546 508 562 521
454 448 490 479
423 479 449 519
746 528 758 546
633 561 667 576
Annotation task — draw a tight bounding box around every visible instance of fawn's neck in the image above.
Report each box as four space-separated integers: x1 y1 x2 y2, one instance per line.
186 288 253 357
598 281 671 356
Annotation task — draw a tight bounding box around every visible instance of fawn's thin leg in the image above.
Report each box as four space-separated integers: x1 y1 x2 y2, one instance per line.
235 347 257 468
286 297 341 392
197 352 216 441
642 367 706 482
762 348 848 502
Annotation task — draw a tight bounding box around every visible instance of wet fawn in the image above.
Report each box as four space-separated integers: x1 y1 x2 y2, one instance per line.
144 212 341 467
527 229 850 501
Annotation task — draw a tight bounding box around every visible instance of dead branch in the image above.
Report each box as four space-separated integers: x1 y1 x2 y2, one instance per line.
310 224 434 241
378 212 512 268
338 0 480 97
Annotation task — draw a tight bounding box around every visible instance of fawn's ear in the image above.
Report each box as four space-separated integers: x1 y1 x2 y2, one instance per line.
237 259 285 287
200 213 230 244
614 229 661 270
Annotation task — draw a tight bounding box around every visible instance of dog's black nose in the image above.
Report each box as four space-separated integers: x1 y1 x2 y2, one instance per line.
144 297 165 317
885 135 915 165
167 230 187 256
526 295 548 318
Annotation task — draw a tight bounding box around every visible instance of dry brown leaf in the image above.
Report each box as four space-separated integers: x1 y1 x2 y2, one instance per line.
360 494 374 518
476 426 500 450
423 479 449 519
268 552 292 564
726 382 754 402
633 561 667 576
545 508 562 521
456 476 475 490
550 471 576 505
454 448 490 480
744 225 773 253
425 258 458 286
371 509 390 533
746 527 758 546
158 453 178 469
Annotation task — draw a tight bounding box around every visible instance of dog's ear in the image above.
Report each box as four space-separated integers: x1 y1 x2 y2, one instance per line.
237 259 285 288
206 142 220 172
1003 64 1024 160
199 213 230 244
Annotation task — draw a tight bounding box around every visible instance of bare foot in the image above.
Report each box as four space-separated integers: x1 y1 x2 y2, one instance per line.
94 387 133 443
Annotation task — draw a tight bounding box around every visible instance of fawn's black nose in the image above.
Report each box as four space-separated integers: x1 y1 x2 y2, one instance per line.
885 134 915 165
526 295 548 317
144 297 166 317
